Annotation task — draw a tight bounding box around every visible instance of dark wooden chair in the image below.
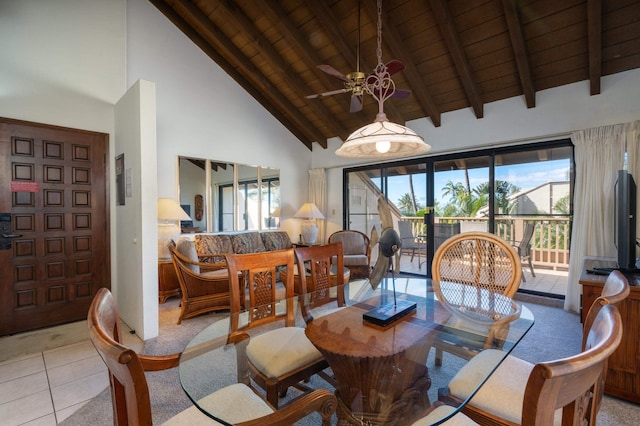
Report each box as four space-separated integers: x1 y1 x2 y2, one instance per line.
294 242 346 314
433 273 629 426
87 287 336 425
225 248 330 408
432 231 522 366
168 239 231 324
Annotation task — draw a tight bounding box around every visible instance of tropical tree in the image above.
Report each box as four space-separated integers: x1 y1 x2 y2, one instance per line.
397 193 415 215
553 194 571 214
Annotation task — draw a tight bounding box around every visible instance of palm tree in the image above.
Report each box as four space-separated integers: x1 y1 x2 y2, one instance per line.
397 193 415 215
554 194 571 214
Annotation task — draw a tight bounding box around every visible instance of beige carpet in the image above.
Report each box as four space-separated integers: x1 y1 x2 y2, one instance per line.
60 296 640 425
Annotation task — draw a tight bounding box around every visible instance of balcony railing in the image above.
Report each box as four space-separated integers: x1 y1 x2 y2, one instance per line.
401 216 571 271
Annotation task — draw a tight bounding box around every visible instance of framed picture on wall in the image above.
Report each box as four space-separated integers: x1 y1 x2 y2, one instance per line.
116 153 125 206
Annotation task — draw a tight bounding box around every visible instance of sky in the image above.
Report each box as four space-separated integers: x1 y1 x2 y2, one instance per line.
386 158 571 210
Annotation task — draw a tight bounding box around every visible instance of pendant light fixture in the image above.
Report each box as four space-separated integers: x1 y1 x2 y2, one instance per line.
336 0 431 159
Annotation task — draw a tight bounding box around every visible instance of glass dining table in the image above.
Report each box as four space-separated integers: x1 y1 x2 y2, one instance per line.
178 277 534 426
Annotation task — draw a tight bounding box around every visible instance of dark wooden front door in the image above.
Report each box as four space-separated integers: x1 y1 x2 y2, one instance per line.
0 118 110 336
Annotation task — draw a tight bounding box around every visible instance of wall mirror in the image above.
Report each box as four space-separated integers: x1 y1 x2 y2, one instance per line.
178 156 280 233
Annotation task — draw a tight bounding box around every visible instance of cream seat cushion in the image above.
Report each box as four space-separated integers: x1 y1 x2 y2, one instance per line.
162 383 273 425
246 327 324 377
447 349 562 425
411 405 478 426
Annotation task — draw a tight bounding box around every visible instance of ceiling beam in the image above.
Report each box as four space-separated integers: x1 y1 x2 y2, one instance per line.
430 0 484 119
306 1 405 124
256 1 359 143
216 0 348 148
363 3 442 127
502 0 536 108
587 0 602 95
154 0 324 150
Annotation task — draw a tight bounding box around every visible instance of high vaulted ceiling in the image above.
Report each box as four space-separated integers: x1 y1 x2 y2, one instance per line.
150 0 640 151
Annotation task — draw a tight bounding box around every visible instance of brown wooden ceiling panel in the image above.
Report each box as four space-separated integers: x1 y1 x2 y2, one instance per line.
150 0 640 151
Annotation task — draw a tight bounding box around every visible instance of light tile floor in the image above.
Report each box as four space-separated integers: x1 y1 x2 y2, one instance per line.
0 322 141 426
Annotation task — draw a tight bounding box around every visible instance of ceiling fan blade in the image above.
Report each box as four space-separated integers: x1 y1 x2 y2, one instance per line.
306 88 350 99
385 59 405 75
317 64 352 83
350 94 363 113
391 89 412 99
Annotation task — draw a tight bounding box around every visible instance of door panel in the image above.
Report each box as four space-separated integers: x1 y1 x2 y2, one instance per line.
0 118 110 336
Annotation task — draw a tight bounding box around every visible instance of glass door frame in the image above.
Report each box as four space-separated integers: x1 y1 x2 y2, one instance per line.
343 139 574 279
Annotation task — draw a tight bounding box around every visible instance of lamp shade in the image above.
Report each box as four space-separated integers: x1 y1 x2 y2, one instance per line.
294 203 325 219
157 198 191 261
336 114 431 159
158 198 191 222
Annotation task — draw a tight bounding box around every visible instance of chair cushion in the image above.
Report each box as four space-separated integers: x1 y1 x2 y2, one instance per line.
448 349 534 425
162 383 273 425
231 232 266 254
201 268 230 279
342 254 369 266
176 238 200 274
261 231 292 251
246 327 323 378
411 405 478 426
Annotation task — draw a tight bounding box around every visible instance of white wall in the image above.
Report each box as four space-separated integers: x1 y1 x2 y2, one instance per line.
114 80 159 340
312 68 640 228
126 0 310 239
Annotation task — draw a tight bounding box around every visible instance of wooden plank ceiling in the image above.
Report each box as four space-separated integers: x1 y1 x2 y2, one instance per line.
150 0 640 151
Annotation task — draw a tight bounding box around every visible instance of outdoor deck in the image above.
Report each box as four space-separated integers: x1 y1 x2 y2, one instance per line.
395 252 568 298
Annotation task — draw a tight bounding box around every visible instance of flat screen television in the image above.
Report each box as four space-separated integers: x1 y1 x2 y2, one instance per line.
615 170 637 270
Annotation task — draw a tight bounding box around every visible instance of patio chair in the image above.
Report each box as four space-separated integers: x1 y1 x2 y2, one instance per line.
87 288 336 426
398 220 425 268
512 223 536 281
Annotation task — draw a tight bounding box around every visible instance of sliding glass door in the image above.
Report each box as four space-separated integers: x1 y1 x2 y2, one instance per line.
344 140 574 296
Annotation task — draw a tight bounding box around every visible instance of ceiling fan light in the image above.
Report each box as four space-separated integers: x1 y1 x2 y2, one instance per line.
336 118 431 159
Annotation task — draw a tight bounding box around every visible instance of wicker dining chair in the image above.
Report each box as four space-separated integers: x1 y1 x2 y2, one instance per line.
431 231 522 365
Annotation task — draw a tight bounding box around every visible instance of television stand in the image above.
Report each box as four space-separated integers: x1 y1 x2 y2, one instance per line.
579 256 640 403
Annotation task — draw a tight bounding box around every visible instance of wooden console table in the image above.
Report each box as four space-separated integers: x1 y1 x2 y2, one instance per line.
158 260 181 303
579 256 640 403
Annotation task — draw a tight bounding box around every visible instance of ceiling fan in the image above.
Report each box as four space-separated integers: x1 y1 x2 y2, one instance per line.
305 1 411 113
306 60 410 113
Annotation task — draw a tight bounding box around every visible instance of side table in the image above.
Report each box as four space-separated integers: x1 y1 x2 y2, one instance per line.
158 260 181 303
579 256 640 403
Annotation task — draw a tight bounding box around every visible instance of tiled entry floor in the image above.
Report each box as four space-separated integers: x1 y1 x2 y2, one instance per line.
0 322 141 425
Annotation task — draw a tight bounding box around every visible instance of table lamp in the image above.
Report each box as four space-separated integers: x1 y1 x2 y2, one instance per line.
158 198 191 260
294 202 324 245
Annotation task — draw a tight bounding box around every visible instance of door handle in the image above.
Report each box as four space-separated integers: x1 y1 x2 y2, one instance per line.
2 233 22 239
